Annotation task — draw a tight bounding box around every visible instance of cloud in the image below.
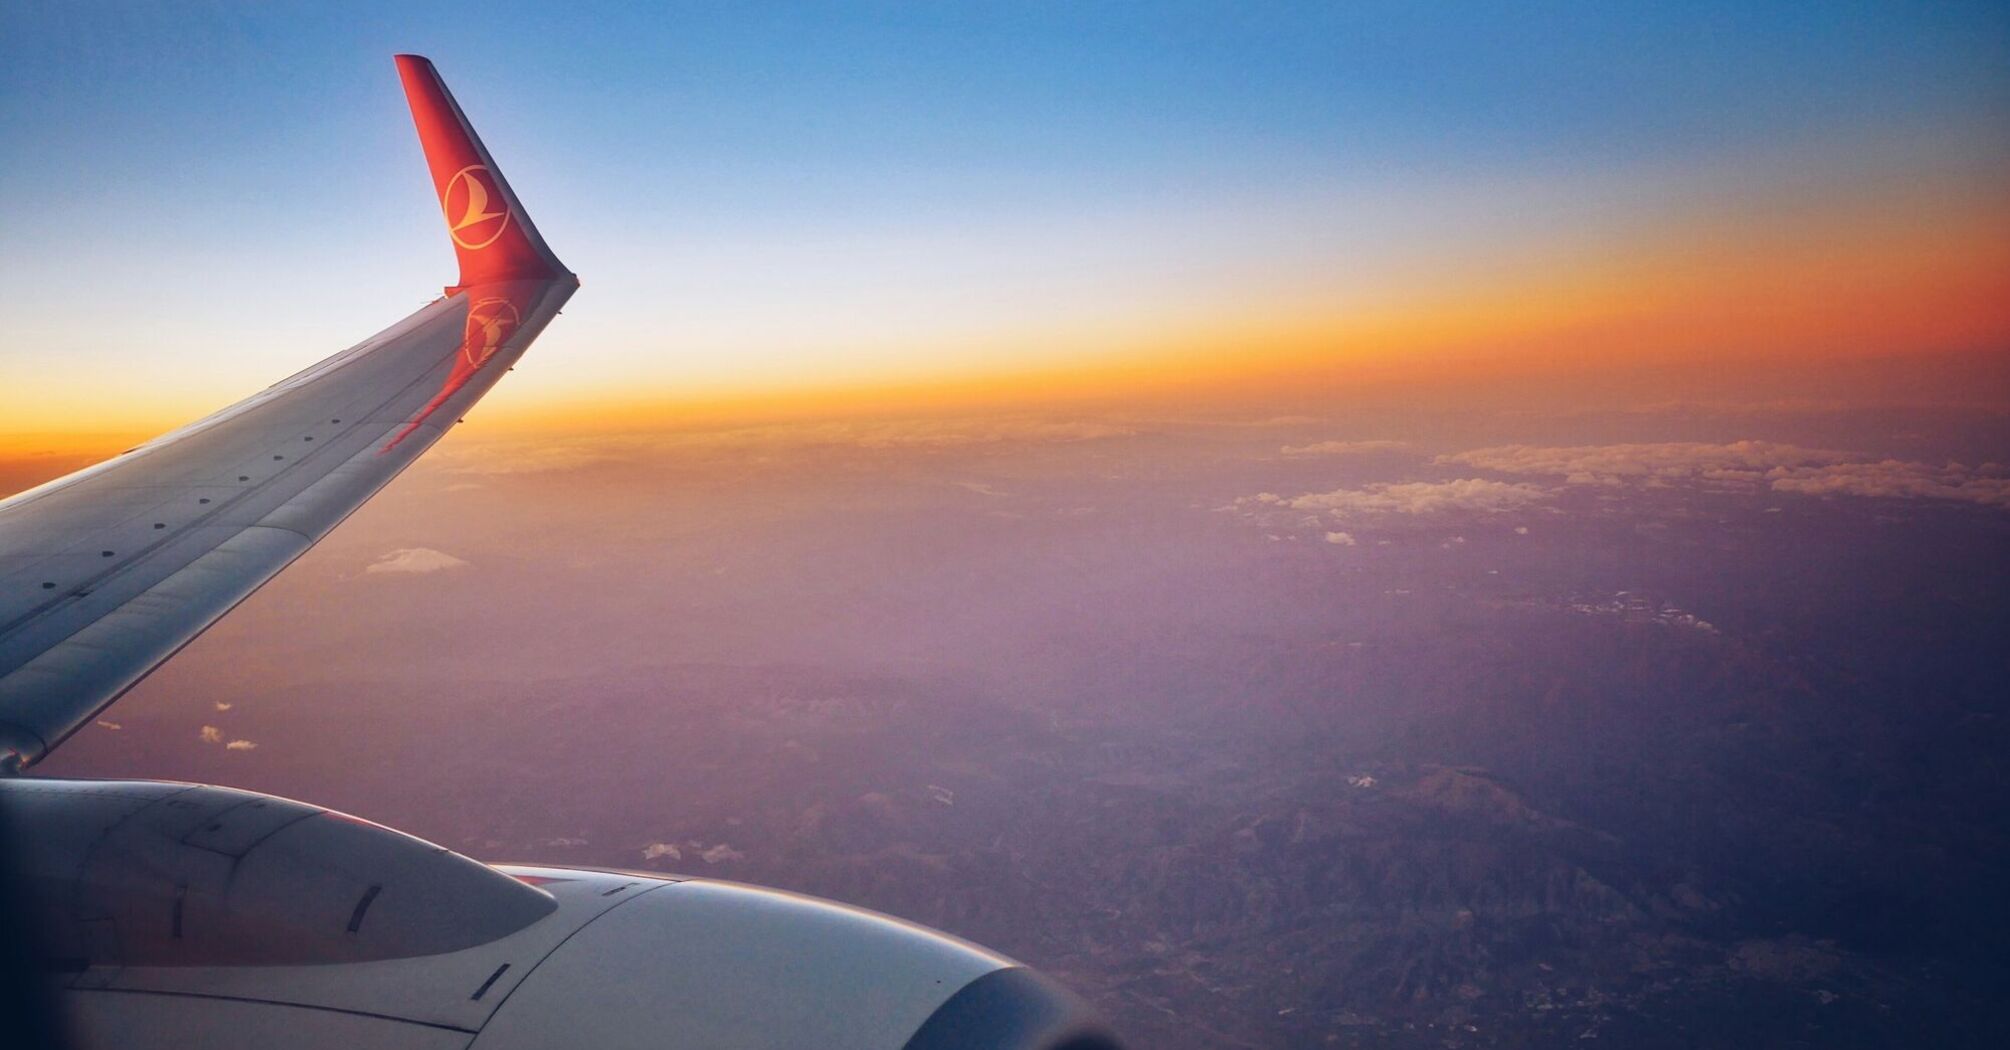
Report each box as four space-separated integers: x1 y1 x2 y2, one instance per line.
1281 439 1409 457
439 417 1136 475
698 843 746 864
225 739 257 751
1437 441 2010 509
214 702 231 711
199 726 222 744
839 418 1131 448
429 415 1142 486
1139 413 1327 430
1766 460 2010 508
95 719 121 730
1625 398 1859 416
663 417 1133 452
1266 479 1553 520
953 481 1010 497
1324 531 1358 546
642 842 682 862
1438 441 1849 486
439 443 627 476
365 548 470 575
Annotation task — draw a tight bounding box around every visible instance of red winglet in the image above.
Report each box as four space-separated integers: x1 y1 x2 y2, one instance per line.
395 54 570 292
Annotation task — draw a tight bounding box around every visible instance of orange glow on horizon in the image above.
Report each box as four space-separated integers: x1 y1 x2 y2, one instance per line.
492 185 2010 432
7 172 2008 448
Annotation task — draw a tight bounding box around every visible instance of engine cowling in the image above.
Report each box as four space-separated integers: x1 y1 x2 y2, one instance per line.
5 778 1120 1049
469 872 1118 1050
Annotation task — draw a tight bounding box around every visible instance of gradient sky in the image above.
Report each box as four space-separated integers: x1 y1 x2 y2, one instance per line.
3 1 2008 440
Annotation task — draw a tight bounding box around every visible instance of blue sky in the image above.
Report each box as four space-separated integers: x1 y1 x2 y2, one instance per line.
3 2 2006 427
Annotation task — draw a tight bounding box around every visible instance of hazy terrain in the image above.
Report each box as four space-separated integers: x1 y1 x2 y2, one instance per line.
25 395 2010 1048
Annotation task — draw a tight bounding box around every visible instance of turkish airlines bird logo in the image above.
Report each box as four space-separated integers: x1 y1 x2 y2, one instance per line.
443 165 511 249
464 297 521 365
382 293 526 453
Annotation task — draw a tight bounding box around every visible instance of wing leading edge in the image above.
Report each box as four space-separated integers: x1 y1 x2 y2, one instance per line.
0 56 578 771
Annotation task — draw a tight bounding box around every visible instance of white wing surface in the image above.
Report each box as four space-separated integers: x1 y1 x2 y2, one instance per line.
0 55 577 770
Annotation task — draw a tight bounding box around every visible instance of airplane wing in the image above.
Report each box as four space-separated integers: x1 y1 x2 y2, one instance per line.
0 55 578 771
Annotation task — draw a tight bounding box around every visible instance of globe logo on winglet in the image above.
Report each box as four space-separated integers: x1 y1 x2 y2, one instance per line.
464 297 521 365
442 165 511 250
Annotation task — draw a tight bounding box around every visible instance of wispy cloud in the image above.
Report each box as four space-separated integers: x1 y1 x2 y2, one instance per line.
225 739 257 751
1624 398 1858 416
1281 439 1409 457
814 418 1132 449
438 444 628 476
435 417 1136 477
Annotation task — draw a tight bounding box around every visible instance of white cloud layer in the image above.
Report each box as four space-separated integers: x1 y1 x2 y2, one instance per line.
1261 479 1552 520
1766 460 2010 508
1438 441 1849 486
365 548 470 575
1437 441 2009 509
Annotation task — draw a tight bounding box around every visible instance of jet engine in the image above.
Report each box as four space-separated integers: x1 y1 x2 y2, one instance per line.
5 778 1121 1050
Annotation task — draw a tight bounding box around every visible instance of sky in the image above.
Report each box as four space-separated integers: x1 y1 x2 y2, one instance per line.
3 1 2009 446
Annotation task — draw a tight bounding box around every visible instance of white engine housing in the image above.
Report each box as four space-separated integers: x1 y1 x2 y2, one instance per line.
6 778 1118 1049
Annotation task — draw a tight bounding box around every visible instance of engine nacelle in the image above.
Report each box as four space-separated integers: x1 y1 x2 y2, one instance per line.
7 777 555 967
5 778 1120 1049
